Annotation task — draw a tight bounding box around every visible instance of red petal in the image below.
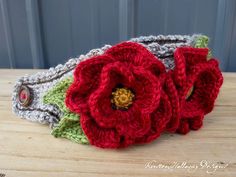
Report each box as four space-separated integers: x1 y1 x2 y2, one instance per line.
73 55 113 82
80 113 121 148
66 55 113 114
116 111 151 138
177 120 190 134
181 59 223 118
165 73 181 132
106 42 165 72
135 92 172 143
189 114 204 130
177 114 204 134
132 66 161 114
65 81 87 114
173 47 209 87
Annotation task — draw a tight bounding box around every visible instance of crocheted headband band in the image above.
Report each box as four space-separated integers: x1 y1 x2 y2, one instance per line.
12 34 223 148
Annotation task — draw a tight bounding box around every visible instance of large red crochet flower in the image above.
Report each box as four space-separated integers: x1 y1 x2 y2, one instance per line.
173 47 223 134
66 42 172 148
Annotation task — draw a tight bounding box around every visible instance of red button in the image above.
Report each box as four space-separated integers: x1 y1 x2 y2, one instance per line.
18 86 32 106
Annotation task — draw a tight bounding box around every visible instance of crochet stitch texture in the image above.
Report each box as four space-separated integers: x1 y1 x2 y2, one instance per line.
66 42 173 148
13 34 223 149
173 47 223 134
63 41 223 148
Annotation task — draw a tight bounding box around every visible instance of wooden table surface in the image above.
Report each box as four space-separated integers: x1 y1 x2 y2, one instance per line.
0 69 235 177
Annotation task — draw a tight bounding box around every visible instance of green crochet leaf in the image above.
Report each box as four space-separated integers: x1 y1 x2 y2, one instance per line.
43 77 89 144
194 35 212 59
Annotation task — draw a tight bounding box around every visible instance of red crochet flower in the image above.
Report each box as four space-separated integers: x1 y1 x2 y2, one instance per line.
66 42 172 148
173 47 223 134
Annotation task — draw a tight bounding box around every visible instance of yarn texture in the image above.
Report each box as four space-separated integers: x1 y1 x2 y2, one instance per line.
43 77 88 144
173 47 223 134
66 42 172 148
13 34 223 149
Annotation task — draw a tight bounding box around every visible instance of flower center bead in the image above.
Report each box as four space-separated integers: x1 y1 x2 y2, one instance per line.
111 88 135 110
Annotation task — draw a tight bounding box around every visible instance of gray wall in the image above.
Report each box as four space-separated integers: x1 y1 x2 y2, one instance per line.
0 0 236 71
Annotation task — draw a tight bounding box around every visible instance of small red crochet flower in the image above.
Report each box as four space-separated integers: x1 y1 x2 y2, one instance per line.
173 47 223 134
66 42 172 148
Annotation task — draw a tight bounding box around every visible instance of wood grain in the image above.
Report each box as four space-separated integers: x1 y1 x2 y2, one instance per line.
0 69 235 177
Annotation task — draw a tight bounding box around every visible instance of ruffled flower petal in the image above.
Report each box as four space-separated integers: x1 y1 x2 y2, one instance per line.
80 113 121 148
66 55 113 114
135 92 172 143
66 42 170 148
106 42 166 72
172 47 223 134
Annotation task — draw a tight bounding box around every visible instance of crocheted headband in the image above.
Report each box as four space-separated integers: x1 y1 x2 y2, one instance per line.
12 34 223 148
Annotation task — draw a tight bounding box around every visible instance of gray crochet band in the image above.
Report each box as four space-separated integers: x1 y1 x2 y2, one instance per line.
12 34 208 128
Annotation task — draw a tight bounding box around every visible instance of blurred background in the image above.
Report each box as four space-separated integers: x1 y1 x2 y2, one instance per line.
0 0 235 71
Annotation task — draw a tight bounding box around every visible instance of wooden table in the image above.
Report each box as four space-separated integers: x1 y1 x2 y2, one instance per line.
0 69 235 177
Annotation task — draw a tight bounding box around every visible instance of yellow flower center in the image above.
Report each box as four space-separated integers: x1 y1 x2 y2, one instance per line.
186 86 194 100
111 88 135 110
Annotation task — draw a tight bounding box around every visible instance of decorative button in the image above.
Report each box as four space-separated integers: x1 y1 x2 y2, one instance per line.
18 85 32 107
